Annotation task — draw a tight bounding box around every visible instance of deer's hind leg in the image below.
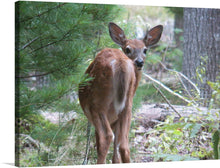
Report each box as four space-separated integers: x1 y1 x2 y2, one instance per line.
112 106 132 163
91 110 114 164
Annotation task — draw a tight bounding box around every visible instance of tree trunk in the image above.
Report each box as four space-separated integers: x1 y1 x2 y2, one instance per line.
174 12 183 49
183 8 220 106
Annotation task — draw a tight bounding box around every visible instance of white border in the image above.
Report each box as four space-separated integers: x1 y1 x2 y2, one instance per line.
11 0 220 8
0 0 219 167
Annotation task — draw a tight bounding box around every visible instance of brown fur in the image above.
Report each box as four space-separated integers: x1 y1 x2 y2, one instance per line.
78 22 163 164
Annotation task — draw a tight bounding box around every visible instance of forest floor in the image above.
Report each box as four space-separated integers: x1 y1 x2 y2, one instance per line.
132 103 219 162
40 103 219 163
19 102 219 166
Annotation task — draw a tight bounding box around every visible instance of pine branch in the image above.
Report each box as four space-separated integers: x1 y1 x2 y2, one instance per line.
18 36 39 51
16 70 55 79
16 54 80 79
20 3 66 23
19 86 76 110
29 29 73 54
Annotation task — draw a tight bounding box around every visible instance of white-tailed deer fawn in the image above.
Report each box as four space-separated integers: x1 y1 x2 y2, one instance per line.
79 22 163 164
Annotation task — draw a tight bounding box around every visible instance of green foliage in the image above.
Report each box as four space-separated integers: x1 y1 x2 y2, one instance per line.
16 1 123 166
208 81 220 158
196 56 208 83
144 109 219 161
166 7 183 16
208 80 220 108
149 154 198 162
212 130 220 159
18 112 90 167
20 150 46 167
31 118 70 147
174 28 183 34
146 42 183 71
16 1 122 127
16 2 219 166
194 56 220 107
174 28 184 42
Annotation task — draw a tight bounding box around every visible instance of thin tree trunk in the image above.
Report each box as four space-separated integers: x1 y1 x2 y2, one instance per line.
174 13 183 49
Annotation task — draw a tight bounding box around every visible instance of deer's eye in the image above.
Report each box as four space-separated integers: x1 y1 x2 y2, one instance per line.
125 47 131 54
143 48 147 54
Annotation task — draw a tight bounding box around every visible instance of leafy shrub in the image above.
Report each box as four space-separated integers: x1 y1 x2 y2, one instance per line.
144 110 219 161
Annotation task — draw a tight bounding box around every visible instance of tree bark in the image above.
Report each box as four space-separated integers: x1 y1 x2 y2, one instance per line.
183 8 220 105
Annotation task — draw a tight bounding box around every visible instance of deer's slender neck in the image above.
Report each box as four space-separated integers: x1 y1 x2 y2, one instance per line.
134 69 142 93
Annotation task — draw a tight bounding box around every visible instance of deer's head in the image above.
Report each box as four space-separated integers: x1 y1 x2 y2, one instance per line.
109 22 163 70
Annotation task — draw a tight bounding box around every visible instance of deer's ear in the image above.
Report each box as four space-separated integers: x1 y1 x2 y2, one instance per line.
143 25 163 47
108 22 127 46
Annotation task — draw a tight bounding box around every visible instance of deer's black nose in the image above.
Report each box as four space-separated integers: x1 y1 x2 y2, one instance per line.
135 59 144 68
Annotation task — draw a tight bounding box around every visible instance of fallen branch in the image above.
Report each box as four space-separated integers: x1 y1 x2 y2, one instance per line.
152 83 181 118
142 72 196 106
19 134 40 149
176 73 198 105
54 148 70 165
159 61 200 96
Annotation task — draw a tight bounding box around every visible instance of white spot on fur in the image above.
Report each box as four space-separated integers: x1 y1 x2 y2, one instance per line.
110 59 116 74
148 35 152 39
126 59 134 73
111 58 126 115
116 143 120 156
112 133 115 142
126 45 131 48
113 59 134 115
114 98 126 115
119 34 124 38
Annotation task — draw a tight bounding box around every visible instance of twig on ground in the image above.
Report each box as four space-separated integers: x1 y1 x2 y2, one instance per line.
54 148 70 165
19 134 40 149
82 121 92 165
159 61 200 96
142 72 195 106
152 83 182 118
176 73 198 105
